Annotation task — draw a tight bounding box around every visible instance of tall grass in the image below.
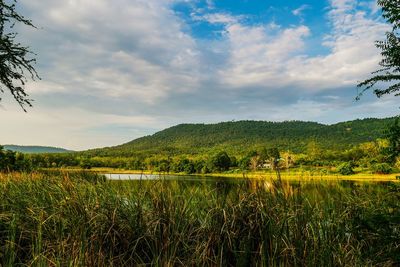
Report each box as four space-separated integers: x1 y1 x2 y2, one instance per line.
0 171 399 266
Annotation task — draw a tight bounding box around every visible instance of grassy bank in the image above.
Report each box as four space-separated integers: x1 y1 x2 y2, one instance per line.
77 167 400 182
0 171 399 265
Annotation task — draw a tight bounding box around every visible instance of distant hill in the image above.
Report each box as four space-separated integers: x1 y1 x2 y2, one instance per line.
83 117 397 157
3 145 73 154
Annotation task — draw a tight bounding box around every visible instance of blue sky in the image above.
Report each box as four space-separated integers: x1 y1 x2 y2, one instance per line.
0 0 398 150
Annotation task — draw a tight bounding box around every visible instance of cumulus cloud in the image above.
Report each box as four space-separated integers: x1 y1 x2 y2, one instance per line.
1 0 397 149
218 23 311 88
208 0 388 93
286 0 389 89
18 0 387 100
20 0 200 103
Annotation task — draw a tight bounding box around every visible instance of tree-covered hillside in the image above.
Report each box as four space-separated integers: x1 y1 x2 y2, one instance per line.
83 118 396 157
3 145 72 154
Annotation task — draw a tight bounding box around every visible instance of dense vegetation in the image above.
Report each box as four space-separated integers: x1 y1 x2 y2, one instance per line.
0 146 32 172
85 118 396 157
2 118 399 175
357 0 400 100
0 171 399 266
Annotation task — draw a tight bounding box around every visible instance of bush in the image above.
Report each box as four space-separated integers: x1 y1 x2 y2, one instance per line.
0 147 31 172
79 159 92 169
337 162 355 175
371 163 393 174
210 151 231 172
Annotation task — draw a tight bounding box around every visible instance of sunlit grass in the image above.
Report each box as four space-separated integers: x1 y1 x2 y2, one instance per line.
0 171 399 265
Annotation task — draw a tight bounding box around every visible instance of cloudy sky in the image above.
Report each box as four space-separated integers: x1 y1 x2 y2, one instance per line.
0 0 399 150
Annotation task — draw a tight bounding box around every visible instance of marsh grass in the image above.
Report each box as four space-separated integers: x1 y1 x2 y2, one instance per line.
0 171 399 266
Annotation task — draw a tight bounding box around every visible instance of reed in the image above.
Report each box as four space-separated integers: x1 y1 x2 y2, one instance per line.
0 171 398 266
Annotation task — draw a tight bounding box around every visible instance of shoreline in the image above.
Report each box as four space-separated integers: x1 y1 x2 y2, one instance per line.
48 167 400 182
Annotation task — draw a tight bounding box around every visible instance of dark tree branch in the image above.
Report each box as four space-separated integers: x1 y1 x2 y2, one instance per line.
357 1 400 101
0 0 39 111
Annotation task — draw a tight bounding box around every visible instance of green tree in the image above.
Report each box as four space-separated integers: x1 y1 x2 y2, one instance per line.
238 156 251 170
372 162 393 174
357 0 400 99
210 151 231 172
0 145 30 171
0 0 39 110
0 145 14 171
384 117 400 163
267 147 281 170
306 141 321 162
337 162 355 175
79 158 92 169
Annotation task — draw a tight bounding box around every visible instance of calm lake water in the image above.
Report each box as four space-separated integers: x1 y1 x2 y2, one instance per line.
103 173 397 187
102 173 400 207
106 173 161 180
104 173 242 183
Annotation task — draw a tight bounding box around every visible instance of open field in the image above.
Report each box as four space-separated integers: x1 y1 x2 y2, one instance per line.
0 171 399 266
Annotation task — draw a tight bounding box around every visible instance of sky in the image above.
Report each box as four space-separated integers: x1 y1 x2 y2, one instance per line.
0 0 399 150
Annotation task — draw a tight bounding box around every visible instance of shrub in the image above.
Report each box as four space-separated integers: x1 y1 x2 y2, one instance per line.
371 163 393 174
210 151 231 172
79 159 92 169
337 162 355 175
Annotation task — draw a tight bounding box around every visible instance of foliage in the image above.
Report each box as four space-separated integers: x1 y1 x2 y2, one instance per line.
79 158 92 169
0 0 39 110
8 117 400 174
384 117 400 163
238 156 251 170
337 162 355 175
0 172 399 265
0 145 30 171
209 151 231 172
83 118 397 159
306 141 321 162
267 147 281 169
371 163 393 174
357 0 400 99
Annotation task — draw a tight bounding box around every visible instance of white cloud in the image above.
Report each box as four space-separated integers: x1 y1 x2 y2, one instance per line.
1 0 396 149
19 0 386 99
218 23 311 88
286 0 389 89
206 0 215 10
20 0 201 103
211 0 388 92
201 13 239 25
292 4 311 17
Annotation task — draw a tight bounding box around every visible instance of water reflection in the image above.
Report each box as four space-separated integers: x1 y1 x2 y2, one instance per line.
104 173 398 195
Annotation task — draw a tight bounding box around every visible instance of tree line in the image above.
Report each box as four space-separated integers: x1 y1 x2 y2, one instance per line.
1 118 399 175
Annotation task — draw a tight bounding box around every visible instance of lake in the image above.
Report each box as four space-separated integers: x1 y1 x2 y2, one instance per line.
103 172 397 191
104 173 246 182
104 173 256 189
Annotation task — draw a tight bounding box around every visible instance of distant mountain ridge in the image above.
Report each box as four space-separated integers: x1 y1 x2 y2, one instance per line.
3 145 73 154
84 117 397 157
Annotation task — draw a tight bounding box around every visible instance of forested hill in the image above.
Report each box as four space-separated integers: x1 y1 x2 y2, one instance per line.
84 117 397 157
3 145 72 154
